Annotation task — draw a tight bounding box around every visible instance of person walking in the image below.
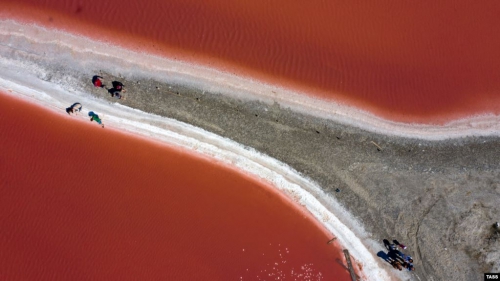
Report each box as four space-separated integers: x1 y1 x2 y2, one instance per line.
390 260 403 271
404 254 413 264
109 80 126 99
66 102 82 115
89 111 104 128
393 239 407 250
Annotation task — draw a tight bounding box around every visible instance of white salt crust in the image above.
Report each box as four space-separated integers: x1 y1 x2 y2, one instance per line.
0 70 404 280
10 18 497 280
0 68 400 281
1 19 500 141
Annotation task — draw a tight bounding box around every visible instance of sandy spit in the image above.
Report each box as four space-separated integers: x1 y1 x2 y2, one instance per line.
1 19 500 140
0 20 395 281
1 19 500 281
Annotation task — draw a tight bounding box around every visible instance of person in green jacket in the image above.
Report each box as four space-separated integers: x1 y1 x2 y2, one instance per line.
89 111 104 128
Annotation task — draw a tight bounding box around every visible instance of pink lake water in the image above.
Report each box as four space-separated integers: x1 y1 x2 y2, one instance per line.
2 0 500 123
0 92 352 280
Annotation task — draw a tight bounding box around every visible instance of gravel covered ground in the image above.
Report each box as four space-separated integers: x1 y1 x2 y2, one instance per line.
79 70 500 281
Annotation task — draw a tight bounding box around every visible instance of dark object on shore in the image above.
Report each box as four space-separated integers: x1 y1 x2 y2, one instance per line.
92 75 105 88
327 237 337 244
393 239 407 250
66 102 82 115
486 223 500 243
108 89 123 99
402 261 416 271
335 188 341 193
370 141 383 151
112 81 125 91
343 249 357 281
383 239 392 250
401 261 414 271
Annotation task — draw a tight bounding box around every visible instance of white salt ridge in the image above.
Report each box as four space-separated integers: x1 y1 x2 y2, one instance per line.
1 19 500 140
0 19 452 280
0 55 401 281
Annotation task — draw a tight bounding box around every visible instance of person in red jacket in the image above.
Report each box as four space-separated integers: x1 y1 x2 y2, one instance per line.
92 75 105 88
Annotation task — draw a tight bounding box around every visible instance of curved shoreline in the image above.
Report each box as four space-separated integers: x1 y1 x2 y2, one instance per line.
0 61 392 281
1 19 500 140
0 19 396 280
2 19 500 281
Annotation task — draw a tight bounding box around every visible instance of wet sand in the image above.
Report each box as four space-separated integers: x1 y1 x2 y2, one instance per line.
0 9 500 281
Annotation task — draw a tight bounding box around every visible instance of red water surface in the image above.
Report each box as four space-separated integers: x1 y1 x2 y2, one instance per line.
0 92 351 280
2 0 500 123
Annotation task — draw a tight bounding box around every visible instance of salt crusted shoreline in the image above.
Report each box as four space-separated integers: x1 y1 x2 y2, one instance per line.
2 20 500 140
1 20 500 281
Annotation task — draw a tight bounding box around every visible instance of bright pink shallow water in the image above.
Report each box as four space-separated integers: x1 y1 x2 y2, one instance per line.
2 0 500 123
0 92 351 280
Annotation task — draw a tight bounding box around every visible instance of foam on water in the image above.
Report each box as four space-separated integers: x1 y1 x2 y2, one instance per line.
2 19 500 141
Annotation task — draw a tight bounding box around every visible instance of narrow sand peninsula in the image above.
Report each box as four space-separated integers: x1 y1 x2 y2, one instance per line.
1 20 499 281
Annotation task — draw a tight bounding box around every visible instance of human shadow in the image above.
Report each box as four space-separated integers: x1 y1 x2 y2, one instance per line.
393 239 407 250
383 239 391 250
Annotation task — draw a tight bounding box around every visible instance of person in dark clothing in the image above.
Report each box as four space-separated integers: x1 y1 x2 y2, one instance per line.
390 260 403 271
66 103 82 115
108 81 126 99
88 111 104 128
403 262 415 271
111 81 124 91
393 239 407 250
